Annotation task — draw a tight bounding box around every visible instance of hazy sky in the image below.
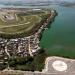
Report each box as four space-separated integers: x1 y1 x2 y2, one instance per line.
0 0 75 2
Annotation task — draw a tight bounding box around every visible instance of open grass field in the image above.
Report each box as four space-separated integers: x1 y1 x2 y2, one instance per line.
0 9 50 38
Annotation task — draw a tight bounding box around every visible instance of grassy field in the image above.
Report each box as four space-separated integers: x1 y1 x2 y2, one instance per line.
0 9 50 38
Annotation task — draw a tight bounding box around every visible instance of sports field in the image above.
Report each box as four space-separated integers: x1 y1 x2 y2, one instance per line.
0 9 50 38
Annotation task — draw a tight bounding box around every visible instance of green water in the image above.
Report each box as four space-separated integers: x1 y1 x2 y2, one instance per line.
40 5 75 58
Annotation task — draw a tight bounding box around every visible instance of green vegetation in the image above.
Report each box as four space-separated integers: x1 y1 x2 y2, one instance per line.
8 49 48 71
0 9 51 38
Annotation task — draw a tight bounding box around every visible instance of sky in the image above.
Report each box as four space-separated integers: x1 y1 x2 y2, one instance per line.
0 0 75 2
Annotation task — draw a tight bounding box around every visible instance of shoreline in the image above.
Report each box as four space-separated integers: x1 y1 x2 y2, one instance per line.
38 9 57 41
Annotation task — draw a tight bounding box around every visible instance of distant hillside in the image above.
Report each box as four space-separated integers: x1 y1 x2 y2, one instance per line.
0 0 75 6
60 3 75 7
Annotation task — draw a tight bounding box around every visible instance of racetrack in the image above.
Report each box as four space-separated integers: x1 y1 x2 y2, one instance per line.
0 14 41 33
0 9 50 38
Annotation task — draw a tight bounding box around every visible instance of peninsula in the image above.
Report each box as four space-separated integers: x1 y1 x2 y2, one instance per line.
0 8 57 71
